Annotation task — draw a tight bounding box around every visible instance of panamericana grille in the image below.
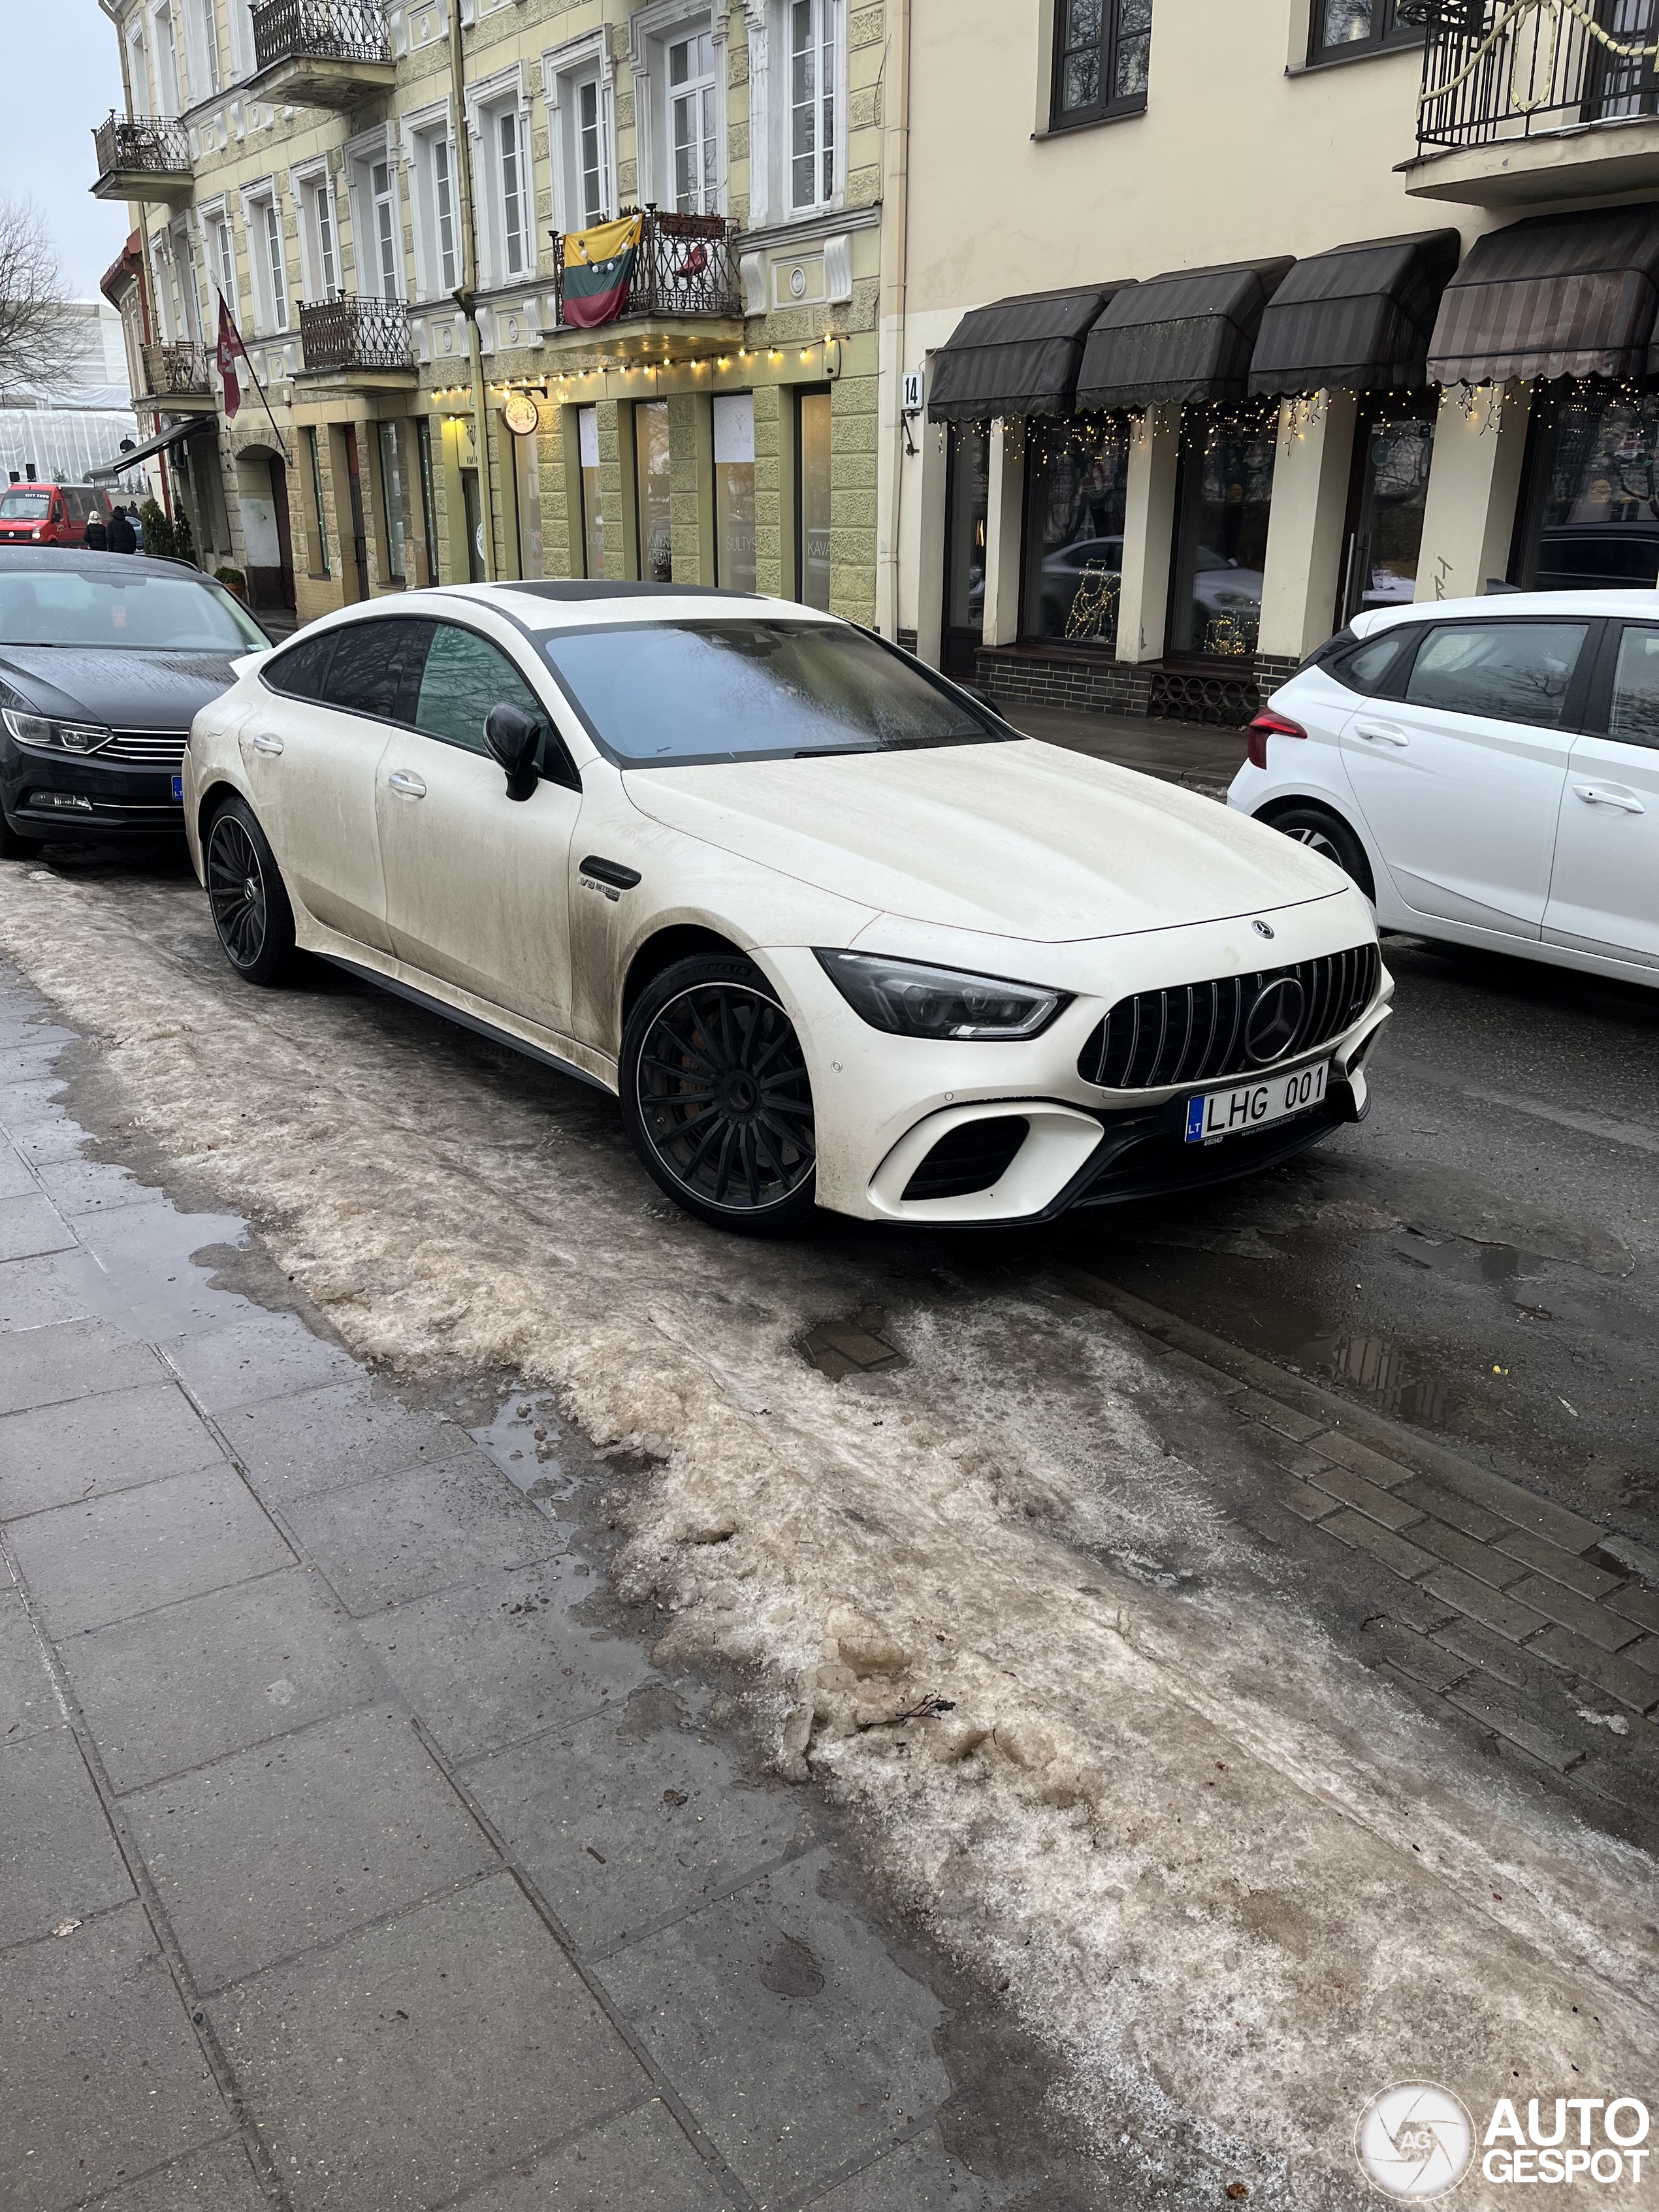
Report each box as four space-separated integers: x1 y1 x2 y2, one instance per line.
1077 944 1380 1093
100 729 189 767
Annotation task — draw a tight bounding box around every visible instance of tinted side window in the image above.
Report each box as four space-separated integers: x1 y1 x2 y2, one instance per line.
1404 622 1588 729
319 619 432 721
263 630 336 701
1334 632 1409 695
414 624 544 756
1607 626 1659 750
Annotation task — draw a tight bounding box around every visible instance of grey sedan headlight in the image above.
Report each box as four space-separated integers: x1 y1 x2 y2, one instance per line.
814 950 1068 1040
2 709 112 754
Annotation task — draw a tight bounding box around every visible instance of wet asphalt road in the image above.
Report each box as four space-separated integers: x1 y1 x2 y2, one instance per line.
22 840 1659 1552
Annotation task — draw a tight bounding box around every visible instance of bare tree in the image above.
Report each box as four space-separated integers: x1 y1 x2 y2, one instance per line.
0 202 78 391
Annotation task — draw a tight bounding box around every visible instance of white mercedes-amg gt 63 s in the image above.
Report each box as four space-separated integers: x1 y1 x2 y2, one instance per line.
184 582 1391 1235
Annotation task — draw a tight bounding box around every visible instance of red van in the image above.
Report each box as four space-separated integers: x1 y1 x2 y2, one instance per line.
0 483 114 548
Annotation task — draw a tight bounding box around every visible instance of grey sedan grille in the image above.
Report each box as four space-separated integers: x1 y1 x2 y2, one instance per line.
100 729 189 766
1076 944 1381 1093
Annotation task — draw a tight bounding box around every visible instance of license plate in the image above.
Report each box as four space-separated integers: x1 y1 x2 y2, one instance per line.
1185 1061 1328 1144
170 775 183 801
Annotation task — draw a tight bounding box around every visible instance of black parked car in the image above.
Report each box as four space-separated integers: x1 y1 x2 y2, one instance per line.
0 548 269 857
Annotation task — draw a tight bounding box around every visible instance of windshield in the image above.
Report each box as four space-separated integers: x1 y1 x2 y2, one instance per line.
0 491 52 521
0 569 266 651
540 619 1008 766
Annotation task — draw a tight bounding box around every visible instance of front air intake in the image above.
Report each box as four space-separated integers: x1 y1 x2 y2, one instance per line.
901 1115 1030 1201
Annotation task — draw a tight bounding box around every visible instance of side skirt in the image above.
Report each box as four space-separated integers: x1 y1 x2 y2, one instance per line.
314 953 619 1098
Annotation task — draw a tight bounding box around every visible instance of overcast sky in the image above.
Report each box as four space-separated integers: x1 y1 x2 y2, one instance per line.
1 0 132 300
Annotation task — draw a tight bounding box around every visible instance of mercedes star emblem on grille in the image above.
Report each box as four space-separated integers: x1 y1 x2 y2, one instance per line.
1253 918 1275 938
1244 976 1306 1065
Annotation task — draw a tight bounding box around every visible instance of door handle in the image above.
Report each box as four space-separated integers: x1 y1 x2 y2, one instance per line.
1353 723 1409 746
386 769 427 799
1573 783 1644 812
249 730 284 755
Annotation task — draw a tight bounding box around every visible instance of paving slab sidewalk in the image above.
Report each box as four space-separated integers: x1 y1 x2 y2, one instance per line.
0 967 1004 2212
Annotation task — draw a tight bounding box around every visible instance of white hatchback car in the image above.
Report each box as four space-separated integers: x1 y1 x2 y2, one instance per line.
1231 590 1659 985
185 583 1389 1234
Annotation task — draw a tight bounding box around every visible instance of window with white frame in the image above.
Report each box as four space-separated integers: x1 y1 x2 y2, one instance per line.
182 0 219 102
545 43 616 236
788 0 836 211
407 123 459 298
246 191 289 334
126 20 152 114
296 168 339 300
669 30 718 212
209 210 237 317
171 222 204 344
496 104 530 279
150 2 182 116
353 152 403 301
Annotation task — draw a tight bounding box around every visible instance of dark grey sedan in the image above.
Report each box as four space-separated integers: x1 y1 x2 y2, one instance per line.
0 548 269 856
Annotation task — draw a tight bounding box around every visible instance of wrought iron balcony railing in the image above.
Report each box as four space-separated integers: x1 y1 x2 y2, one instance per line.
550 210 741 330
93 113 192 180
140 341 210 398
298 295 412 374
1413 0 1659 151
251 0 392 72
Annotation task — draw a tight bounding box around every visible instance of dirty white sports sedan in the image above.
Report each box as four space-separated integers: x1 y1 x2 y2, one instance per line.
184 583 1390 1234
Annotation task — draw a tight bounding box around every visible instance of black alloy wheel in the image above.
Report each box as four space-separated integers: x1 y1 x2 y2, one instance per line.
621 955 818 1235
1264 804 1376 901
205 796 295 986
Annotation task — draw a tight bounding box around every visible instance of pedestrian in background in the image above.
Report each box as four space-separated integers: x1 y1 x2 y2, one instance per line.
84 507 108 551
108 505 137 555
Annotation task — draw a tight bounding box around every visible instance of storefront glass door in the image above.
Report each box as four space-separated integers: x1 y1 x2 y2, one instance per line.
942 423 989 678
1510 386 1659 592
797 387 833 609
713 391 756 590
1341 403 1434 624
635 400 673 582
1167 409 1276 661
578 406 604 578
1019 417 1128 653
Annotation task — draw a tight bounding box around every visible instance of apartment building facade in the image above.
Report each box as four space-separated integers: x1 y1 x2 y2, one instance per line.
92 0 894 625
889 0 1659 722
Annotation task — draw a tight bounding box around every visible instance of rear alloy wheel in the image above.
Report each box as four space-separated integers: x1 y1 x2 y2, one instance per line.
621 955 818 1235
205 796 295 986
1264 804 1375 901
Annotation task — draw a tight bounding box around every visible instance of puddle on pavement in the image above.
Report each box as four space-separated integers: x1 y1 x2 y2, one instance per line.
799 1306 907 1383
1391 1219 1551 1288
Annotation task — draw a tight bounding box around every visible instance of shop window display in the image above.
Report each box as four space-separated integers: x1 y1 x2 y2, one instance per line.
1019 417 1129 650
1511 387 1659 592
942 424 990 677
1343 407 1434 622
1167 410 1276 660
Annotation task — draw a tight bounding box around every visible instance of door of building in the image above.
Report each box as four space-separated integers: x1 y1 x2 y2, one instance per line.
460 468 485 581
796 386 832 611
341 425 368 601
268 457 296 614
1338 402 1436 629
942 423 989 680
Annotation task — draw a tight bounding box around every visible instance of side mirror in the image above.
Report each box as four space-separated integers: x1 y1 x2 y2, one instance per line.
485 701 541 802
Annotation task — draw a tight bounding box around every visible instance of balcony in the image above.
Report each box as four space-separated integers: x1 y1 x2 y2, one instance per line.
1402 0 1659 202
249 0 396 110
91 114 193 204
298 295 415 382
549 210 743 359
137 342 215 408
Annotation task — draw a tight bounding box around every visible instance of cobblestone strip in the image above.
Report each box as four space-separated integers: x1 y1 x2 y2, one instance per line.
1065 1271 1659 1817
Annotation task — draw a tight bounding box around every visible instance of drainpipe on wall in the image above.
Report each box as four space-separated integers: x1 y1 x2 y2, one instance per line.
104 0 172 521
876 0 912 640
447 0 497 581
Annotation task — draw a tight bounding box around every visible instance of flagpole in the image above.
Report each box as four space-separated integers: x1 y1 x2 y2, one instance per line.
217 288 290 461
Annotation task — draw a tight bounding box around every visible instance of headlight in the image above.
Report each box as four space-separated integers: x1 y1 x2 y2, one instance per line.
2 709 111 754
814 949 1068 1040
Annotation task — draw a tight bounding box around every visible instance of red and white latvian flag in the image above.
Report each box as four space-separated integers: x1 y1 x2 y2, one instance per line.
216 294 251 419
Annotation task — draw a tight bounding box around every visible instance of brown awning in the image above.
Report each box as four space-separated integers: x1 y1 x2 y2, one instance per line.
1427 203 1659 386
1076 258 1294 411
926 282 1136 422
1249 231 1461 398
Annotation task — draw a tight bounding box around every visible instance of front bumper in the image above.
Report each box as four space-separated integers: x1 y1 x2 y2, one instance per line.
757 895 1390 1225
1 743 185 842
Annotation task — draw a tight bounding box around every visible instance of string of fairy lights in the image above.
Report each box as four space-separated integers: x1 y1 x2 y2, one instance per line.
425 334 846 415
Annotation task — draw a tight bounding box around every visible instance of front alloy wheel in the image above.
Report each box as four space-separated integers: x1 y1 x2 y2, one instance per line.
206 797 295 986
621 955 818 1234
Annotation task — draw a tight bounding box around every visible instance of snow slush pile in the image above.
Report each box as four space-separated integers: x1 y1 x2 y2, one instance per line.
3 861 1656 2204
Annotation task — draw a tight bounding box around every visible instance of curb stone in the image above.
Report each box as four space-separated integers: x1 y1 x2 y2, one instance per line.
1061 1270 1659 1816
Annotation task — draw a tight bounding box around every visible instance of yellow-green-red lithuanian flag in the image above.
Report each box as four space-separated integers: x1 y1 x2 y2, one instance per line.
562 214 643 329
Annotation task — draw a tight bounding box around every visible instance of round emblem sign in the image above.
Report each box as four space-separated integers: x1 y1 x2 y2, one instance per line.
1243 976 1305 1065
502 391 540 438
1355 2083 1475 2201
